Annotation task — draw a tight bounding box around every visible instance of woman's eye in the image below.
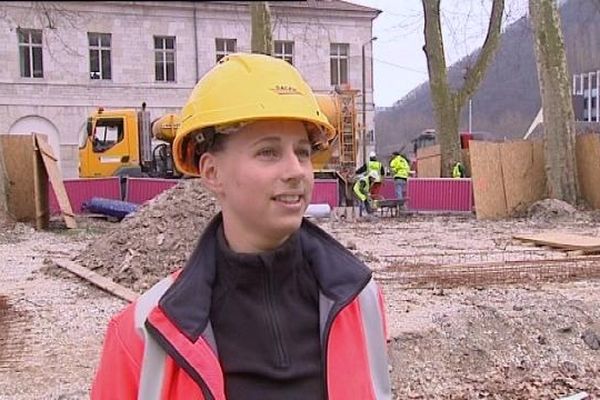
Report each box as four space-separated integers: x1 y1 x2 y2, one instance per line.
296 148 311 160
257 148 278 158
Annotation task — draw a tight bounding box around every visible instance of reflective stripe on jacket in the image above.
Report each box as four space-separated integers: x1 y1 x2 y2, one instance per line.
390 156 409 179
91 215 391 400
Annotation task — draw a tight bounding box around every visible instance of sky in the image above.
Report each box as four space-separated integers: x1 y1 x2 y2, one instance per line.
349 0 529 107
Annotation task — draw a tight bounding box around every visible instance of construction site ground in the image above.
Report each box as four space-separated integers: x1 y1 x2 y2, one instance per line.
1 206 600 399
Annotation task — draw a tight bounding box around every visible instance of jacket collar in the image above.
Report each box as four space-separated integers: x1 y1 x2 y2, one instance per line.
159 213 372 342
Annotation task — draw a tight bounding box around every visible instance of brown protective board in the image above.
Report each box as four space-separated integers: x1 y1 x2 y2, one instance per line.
0 134 36 221
513 232 600 252
500 139 546 215
55 259 138 302
461 148 471 177
416 144 441 177
35 134 77 229
470 141 508 219
576 133 600 209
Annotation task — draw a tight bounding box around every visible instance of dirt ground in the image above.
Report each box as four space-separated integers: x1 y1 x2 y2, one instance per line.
1 210 600 399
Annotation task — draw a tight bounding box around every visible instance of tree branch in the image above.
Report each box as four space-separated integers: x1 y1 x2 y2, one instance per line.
457 0 505 107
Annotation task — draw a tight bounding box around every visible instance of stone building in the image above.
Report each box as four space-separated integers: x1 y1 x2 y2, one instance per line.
0 1 379 177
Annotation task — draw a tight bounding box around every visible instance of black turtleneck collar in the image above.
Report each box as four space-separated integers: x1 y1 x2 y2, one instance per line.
158 213 372 343
214 225 302 292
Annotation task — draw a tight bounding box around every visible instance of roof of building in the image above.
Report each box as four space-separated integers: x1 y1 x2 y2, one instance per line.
212 1 381 16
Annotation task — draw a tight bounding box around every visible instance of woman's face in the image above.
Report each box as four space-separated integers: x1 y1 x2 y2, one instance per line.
200 120 314 253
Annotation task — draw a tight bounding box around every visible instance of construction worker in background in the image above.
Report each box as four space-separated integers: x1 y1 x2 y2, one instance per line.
389 151 410 201
356 150 385 197
353 169 380 216
91 53 391 400
452 161 466 178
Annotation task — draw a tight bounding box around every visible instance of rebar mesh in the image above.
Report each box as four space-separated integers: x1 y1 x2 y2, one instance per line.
376 255 600 288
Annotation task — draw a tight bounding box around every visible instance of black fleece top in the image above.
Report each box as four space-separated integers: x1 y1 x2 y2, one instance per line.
209 226 324 400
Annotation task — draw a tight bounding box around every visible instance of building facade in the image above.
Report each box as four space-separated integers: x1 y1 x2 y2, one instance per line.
0 1 379 177
573 70 600 122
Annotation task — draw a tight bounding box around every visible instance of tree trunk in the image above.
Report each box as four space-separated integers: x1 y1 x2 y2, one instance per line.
529 0 579 204
422 0 504 176
251 2 273 55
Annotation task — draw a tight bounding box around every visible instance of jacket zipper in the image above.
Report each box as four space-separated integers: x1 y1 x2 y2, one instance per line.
264 264 290 368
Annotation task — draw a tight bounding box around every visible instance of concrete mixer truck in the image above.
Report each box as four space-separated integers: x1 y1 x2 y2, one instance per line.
78 86 359 190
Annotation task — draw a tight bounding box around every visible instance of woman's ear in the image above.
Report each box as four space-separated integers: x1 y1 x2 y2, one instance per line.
198 152 223 195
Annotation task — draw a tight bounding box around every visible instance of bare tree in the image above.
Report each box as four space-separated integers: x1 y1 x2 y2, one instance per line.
1 2 85 62
251 2 273 55
529 0 578 204
422 0 504 176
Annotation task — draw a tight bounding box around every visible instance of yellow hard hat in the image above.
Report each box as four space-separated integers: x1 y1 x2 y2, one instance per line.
173 53 336 176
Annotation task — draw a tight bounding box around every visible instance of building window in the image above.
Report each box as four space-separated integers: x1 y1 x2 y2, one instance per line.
88 33 112 80
154 36 176 82
18 29 43 78
330 43 349 86
274 40 294 64
215 38 236 63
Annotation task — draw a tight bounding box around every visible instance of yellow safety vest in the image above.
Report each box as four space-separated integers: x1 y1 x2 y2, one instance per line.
452 162 464 178
367 160 383 182
353 175 370 202
390 155 409 179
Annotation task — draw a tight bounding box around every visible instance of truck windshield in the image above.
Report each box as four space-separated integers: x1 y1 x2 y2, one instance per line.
92 118 124 153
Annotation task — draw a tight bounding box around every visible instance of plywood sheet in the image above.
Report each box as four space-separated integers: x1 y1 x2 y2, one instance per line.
461 149 471 177
0 134 35 221
470 141 507 219
416 144 441 177
500 139 546 215
576 133 600 209
513 232 600 252
35 134 77 229
417 144 441 159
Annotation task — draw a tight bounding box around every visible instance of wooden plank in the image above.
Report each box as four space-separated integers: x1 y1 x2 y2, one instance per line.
416 145 441 178
32 134 49 230
512 232 600 252
500 139 546 215
576 133 600 209
470 141 508 219
55 259 138 303
35 134 77 229
0 134 36 221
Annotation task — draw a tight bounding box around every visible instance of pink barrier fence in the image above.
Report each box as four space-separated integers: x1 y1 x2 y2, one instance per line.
406 178 473 212
311 179 339 208
125 177 178 204
49 177 121 215
49 177 472 215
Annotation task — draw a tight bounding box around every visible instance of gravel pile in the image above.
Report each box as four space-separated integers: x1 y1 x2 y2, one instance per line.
528 198 579 221
75 179 219 293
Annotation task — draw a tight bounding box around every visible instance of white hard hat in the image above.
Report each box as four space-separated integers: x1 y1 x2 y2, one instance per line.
369 151 377 158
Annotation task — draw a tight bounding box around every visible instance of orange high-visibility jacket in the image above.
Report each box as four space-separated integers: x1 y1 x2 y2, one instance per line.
91 216 391 400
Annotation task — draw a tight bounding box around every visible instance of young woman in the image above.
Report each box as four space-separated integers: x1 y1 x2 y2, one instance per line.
91 53 391 400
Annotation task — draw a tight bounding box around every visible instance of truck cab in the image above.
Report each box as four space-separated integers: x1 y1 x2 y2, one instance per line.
79 108 142 178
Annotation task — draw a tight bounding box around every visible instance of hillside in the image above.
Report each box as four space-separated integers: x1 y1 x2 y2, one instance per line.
375 0 600 156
